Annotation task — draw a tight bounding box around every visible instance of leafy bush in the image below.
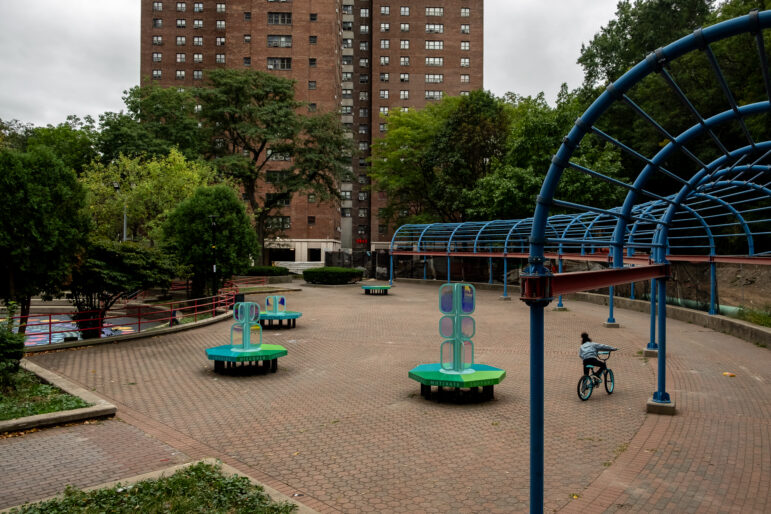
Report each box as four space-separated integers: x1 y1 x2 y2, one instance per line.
245 266 289 276
737 306 771 328
0 303 25 388
303 267 363 285
0 369 89 420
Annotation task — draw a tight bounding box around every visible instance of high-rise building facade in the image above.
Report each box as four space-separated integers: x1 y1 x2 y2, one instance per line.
141 0 483 263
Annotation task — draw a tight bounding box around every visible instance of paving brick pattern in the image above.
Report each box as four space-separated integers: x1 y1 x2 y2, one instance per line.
7 282 771 512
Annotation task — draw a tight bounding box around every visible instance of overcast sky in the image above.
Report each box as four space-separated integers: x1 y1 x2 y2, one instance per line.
0 0 619 127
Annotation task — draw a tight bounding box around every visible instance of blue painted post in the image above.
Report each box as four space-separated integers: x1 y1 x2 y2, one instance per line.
709 261 716 315
653 278 671 403
529 302 545 513
630 282 635 300
502 258 508 298
556 259 564 308
647 279 658 350
607 285 616 323
447 256 451 283
423 256 427 280
389 254 394 286
488 257 493 284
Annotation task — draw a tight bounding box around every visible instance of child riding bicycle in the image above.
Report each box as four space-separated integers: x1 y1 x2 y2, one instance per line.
579 332 617 377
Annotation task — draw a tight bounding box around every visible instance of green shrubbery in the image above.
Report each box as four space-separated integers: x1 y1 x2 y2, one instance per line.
245 266 289 276
302 267 363 285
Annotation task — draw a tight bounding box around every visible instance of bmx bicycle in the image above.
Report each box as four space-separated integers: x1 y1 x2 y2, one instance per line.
577 350 614 401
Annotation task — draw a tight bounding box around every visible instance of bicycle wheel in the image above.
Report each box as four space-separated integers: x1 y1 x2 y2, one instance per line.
577 375 593 401
604 368 614 394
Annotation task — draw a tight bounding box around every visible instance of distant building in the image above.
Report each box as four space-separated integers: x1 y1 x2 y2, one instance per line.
141 0 483 263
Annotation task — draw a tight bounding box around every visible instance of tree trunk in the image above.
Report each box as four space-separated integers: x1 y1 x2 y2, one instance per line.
73 309 105 339
17 297 31 335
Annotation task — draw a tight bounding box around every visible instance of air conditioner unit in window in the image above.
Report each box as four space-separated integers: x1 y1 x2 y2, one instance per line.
267 65 274 69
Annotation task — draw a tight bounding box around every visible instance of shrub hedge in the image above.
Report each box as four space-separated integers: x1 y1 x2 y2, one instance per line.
245 265 290 276
303 267 363 285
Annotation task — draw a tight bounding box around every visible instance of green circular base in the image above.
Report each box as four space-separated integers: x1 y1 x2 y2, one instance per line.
409 363 506 388
206 344 287 362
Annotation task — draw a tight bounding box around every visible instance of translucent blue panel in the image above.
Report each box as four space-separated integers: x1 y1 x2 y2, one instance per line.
462 340 473 369
461 285 475 313
278 296 286 310
461 316 475 338
439 284 454 313
439 316 454 338
440 340 454 370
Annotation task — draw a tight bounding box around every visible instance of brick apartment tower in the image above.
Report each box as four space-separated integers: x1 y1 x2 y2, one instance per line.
141 0 483 265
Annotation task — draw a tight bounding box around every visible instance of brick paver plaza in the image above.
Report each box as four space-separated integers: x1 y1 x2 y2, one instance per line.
1 281 769 512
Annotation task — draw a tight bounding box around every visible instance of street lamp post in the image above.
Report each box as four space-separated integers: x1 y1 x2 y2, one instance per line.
112 182 127 242
209 214 218 297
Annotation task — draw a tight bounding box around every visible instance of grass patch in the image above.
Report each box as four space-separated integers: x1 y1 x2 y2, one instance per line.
737 306 771 329
10 461 296 513
0 369 90 421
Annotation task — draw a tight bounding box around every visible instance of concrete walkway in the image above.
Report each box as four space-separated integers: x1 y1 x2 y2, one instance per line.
1 282 769 512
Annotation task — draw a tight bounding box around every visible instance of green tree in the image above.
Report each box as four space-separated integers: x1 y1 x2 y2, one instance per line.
0 302 25 389
80 149 217 243
0 118 33 150
67 239 177 339
196 69 353 261
162 185 259 297
26 116 98 175
0 145 90 327
97 85 207 163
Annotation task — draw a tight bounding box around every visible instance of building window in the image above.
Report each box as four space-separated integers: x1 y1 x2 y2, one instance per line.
309 35 318 44
358 124 368 134
216 20 226 29
152 69 162 79
307 216 316 225
152 52 162 62
342 88 353 98
360 25 370 34
193 53 203 62
216 3 225 13
358 173 368 183
425 74 443 83
359 58 369 68
380 39 390 49
426 40 444 50
461 7 470 17
267 35 292 47
461 24 470 34
399 73 409 82
425 90 443 100
358 208 368 218
176 70 186 80
400 6 409 15
379 224 387 235
193 2 203 12
176 53 185 62
400 23 409 32
359 41 368 50
461 41 470 51
266 193 291 207
359 192 369 201
426 24 444 34
267 216 291 230
308 80 316 89
308 193 317 203
425 57 444 66
193 19 203 28
460 91 470 96
152 35 163 45
153 2 163 11
176 19 186 28
268 12 292 24
310 13 317 21
216 37 225 46
460 58 470 67
176 1 186 10
153 18 163 28
359 91 369 100
244 12 251 20
399 90 409 99
379 106 389 116
342 72 352 81
359 108 369 117
380 56 390 66
342 5 352 14
176 36 186 45
341 105 352 115
379 123 388 132
426 7 444 16
342 208 352 217
193 70 203 80
342 21 353 31
360 8 370 17
358 141 368 151
400 56 410 66
340 190 352 200
461 74 470 83
381 6 390 15
400 39 409 49
266 57 292 70
359 74 369 84
215 54 225 63
309 57 317 67
308 103 317 112
380 89 389 99
244 34 251 43
380 23 390 32
193 36 202 45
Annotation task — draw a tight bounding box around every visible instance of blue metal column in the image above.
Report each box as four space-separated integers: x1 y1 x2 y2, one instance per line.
488 257 493 284
647 279 658 350
502 258 508 298
607 285 616 323
389 254 394 285
630 282 635 300
423 256 427 280
556 259 564 308
652 277 671 403
529 302 545 513
446 256 451 283
709 261 716 315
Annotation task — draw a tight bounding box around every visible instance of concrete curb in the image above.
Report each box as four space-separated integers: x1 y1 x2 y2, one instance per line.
0 458 317 514
0 360 116 434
